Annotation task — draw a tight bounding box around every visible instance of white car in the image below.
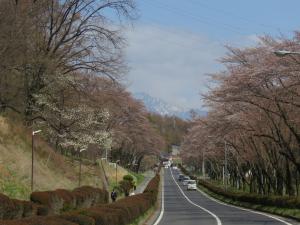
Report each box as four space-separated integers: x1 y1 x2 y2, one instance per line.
187 180 197 190
172 166 178 170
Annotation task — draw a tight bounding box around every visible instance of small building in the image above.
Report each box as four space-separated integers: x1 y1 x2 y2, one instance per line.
171 145 180 156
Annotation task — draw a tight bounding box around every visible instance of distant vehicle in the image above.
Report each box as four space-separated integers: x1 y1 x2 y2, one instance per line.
182 176 190 185
172 166 178 170
178 174 184 181
163 160 171 167
164 165 169 169
187 180 197 190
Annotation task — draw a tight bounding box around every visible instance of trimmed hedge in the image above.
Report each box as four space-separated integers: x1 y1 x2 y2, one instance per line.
0 216 78 225
143 174 160 195
30 186 108 215
199 176 300 209
0 193 46 220
59 213 96 225
0 186 108 221
72 186 108 209
0 175 160 225
71 175 160 225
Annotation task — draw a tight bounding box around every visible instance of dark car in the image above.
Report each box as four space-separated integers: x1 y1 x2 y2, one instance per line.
182 176 190 182
178 174 184 181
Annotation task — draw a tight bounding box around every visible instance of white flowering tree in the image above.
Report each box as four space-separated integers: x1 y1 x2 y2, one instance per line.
34 72 112 155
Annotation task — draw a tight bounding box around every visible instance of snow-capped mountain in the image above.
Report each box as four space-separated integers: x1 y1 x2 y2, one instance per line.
133 92 207 120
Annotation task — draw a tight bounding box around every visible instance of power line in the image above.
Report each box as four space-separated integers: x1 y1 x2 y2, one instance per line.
140 0 250 36
129 16 224 50
187 0 279 31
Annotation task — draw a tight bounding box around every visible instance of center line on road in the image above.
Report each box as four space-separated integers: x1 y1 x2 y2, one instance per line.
170 169 222 225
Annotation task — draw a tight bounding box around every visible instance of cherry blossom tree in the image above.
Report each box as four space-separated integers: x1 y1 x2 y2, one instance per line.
182 32 300 196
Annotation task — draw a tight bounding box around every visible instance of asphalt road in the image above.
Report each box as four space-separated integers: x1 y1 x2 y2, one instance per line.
155 168 297 225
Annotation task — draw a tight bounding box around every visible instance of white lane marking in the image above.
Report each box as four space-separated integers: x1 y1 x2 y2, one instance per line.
197 185 293 225
170 169 222 225
153 171 164 225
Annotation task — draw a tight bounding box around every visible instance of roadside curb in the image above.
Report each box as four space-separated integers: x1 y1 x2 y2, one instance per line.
197 184 300 225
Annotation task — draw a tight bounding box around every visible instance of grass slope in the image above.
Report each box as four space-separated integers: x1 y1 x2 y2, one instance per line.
0 116 106 200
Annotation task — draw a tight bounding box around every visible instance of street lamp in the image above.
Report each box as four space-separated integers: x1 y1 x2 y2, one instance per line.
31 130 42 191
115 160 120 185
78 148 86 187
274 50 300 57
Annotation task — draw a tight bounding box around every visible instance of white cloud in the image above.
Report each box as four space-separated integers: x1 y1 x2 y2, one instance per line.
124 24 257 109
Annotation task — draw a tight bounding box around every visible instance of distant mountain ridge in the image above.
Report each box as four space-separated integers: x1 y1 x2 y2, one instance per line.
133 92 207 120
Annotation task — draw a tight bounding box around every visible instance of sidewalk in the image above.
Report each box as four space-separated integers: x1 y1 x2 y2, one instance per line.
135 170 155 194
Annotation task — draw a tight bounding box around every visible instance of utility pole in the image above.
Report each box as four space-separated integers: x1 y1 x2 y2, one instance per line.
222 166 225 185
79 148 86 187
202 151 205 179
79 154 82 187
224 140 228 191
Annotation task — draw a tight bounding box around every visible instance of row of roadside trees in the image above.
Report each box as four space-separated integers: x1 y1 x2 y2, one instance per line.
0 0 165 172
182 32 300 196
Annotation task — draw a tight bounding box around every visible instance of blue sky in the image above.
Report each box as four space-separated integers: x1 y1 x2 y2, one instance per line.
124 0 300 109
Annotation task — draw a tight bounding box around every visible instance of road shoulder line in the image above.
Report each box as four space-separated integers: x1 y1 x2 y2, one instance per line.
196 185 293 225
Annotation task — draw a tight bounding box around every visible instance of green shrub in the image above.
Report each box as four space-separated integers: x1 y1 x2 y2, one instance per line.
123 175 134 183
119 175 135 196
119 180 133 196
